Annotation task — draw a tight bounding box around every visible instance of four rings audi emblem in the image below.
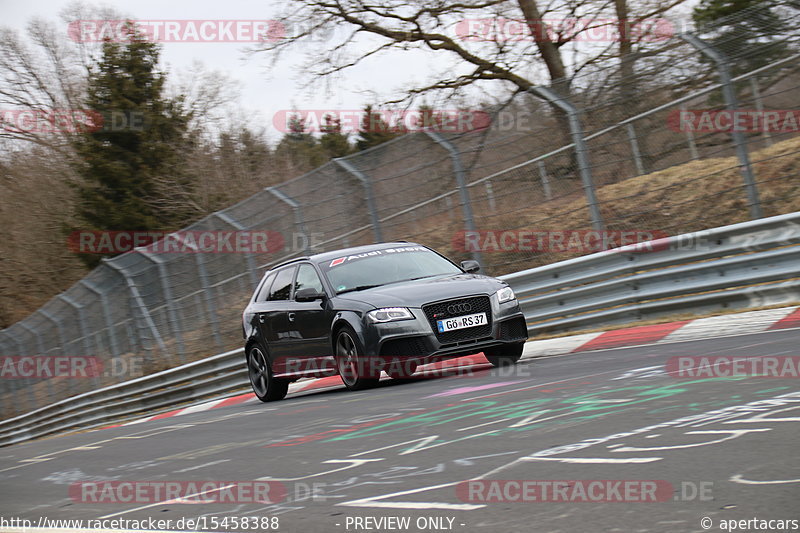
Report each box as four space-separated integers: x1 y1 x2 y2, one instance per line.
447 303 472 315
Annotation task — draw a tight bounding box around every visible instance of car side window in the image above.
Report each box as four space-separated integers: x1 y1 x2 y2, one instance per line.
268 267 296 301
294 264 324 296
255 272 277 302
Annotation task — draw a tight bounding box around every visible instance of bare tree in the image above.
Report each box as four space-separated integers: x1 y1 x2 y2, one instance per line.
252 0 689 170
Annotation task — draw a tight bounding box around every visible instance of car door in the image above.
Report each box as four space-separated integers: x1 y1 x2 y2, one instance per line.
257 265 296 372
282 263 333 374
246 271 277 341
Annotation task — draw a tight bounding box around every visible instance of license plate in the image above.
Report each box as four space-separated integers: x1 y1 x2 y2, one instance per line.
437 312 487 333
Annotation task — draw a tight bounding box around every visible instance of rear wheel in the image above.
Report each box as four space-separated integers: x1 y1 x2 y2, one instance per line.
335 328 379 390
248 345 289 402
484 343 524 367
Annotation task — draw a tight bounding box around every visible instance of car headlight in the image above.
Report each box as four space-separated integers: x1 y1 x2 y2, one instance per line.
495 286 516 303
367 307 415 323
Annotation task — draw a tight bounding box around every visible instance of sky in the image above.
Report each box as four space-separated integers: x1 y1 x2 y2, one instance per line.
1 0 701 144
0 0 447 144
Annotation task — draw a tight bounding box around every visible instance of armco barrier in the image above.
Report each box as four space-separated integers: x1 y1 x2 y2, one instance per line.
1 212 799 446
503 211 800 333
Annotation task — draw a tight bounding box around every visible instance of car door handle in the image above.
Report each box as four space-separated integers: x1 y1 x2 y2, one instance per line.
288 312 296 322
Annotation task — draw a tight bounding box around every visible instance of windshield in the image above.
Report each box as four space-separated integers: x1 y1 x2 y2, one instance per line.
320 246 463 294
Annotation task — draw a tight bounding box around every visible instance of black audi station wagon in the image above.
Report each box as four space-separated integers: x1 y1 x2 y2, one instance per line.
242 243 528 401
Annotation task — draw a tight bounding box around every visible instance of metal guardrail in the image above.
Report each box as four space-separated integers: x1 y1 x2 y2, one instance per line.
502 212 800 333
1 212 799 447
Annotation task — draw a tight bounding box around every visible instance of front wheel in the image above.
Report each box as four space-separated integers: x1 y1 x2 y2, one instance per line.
335 328 379 390
484 343 524 367
247 345 289 402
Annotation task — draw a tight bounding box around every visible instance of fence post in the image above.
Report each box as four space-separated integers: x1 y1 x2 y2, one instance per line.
425 130 483 266
485 181 496 213
103 260 167 363
681 103 700 160
626 123 646 176
749 76 773 147
528 86 604 232
19 322 45 355
679 32 762 220
7 330 36 411
213 212 259 290
58 294 100 389
39 309 75 394
137 251 186 362
174 234 223 349
80 279 121 358
537 161 553 200
0 332 20 416
38 310 66 354
267 187 309 254
334 158 383 242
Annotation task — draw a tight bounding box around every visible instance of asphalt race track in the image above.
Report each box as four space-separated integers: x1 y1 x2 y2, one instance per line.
1 329 799 533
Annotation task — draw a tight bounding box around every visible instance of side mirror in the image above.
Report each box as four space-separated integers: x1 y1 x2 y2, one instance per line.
461 260 481 274
295 287 326 302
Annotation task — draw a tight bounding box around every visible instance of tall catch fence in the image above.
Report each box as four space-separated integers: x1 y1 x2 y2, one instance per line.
1 2 799 417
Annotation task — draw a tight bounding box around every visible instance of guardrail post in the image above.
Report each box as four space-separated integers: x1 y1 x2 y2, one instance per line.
528 86 604 232
103 260 167 362
80 280 121 358
267 187 309 254
425 130 483 266
213 212 259 290
137 251 186 362
679 32 762 220
334 158 383 242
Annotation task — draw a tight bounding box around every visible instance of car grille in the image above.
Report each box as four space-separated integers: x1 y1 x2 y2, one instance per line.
380 336 429 357
498 316 528 341
423 295 492 344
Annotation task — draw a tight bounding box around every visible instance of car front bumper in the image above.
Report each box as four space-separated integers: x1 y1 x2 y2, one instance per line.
360 297 528 363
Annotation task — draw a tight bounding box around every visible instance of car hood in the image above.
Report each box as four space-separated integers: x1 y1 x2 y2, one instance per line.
335 274 506 309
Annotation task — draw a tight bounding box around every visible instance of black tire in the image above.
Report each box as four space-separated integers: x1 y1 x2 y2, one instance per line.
484 343 524 367
335 328 380 390
247 345 289 402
